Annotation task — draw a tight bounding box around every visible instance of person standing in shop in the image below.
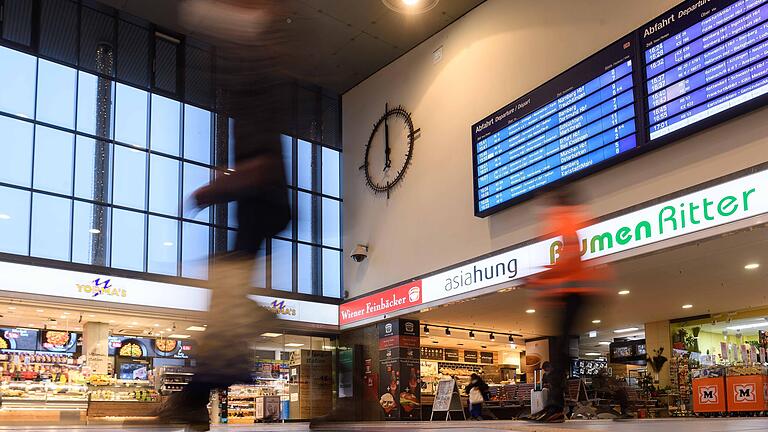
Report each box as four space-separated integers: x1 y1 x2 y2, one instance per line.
465 373 489 420
526 187 612 423
131 1 295 430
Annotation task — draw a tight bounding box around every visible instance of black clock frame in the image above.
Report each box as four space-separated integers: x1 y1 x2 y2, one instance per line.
360 104 418 198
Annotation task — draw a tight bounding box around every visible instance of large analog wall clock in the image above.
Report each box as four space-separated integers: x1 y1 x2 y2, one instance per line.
360 103 419 198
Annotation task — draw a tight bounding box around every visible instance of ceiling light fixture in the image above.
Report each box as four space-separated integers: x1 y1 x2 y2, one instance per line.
168 334 191 339
592 319 602 324
745 263 760 270
585 352 602 356
186 326 206 332
382 0 439 15
469 331 475 340
489 333 495 341
614 327 640 334
445 328 451 336
682 304 693 309
8 306 16 310
432 340 438 344
526 309 536 314
508 335 514 343
618 290 630 295
726 322 768 331
423 325 429 335
131 321 138 325
36 309 44 313
285 343 304 347
261 332 283 338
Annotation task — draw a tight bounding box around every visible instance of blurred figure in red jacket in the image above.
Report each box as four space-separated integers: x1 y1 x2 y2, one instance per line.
527 188 612 423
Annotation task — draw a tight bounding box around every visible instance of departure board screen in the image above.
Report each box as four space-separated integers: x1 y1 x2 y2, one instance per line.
643 0 768 141
471 35 640 216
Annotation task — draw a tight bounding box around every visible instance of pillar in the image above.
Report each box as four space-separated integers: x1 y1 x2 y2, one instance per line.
644 320 672 387
378 318 421 420
83 322 110 375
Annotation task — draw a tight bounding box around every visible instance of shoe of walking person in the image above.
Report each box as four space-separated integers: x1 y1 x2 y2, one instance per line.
534 406 565 423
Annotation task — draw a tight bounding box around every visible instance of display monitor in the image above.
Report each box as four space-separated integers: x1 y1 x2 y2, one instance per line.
471 35 641 216
0 327 39 351
643 0 768 142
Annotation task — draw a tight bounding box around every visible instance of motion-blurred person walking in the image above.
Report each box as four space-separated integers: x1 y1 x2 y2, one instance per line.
140 1 295 430
526 188 612 423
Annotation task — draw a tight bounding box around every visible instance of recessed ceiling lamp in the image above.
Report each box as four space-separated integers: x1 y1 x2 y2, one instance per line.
618 290 630 295
614 327 640 334
745 263 760 270
285 343 304 347
261 332 283 337
186 326 206 332
382 0 440 15
526 309 536 314
423 325 429 335
682 304 693 309
592 319 602 324
585 352 602 356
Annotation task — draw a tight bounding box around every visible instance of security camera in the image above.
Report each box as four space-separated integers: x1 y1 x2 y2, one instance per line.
351 244 368 262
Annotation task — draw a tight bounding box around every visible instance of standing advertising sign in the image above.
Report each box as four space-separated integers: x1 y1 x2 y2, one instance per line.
378 319 421 420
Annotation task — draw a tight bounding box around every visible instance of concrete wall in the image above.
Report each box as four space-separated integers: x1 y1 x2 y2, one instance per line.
342 0 768 298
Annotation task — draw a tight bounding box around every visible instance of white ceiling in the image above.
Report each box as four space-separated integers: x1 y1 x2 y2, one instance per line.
410 224 768 356
96 0 486 93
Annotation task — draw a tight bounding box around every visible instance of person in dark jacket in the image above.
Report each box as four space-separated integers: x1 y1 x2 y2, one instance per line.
465 373 489 420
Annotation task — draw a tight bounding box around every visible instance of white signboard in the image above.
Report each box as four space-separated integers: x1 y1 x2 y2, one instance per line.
421 169 768 304
248 295 339 326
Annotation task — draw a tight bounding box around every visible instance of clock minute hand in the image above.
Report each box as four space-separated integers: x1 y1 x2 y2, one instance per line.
384 113 391 171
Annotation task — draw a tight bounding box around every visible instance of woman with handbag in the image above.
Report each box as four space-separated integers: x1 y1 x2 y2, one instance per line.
465 373 489 420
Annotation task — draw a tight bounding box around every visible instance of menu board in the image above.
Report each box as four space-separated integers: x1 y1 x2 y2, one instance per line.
463 350 478 363
38 331 78 353
420 347 444 360
0 327 39 351
444 349 460 362
643 0 768 142
472 35 640 216
480 352 494 364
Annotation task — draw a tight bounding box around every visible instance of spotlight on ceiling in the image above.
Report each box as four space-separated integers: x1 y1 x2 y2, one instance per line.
423 325 429 335
382 0 440 15
445 327 451 336
469 331 475 340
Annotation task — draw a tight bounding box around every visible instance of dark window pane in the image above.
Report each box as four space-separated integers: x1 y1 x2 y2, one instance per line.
30 194 71 261
39 0 77 65
0 46 36 118
184 105 211 164
74 136 112 203
185 46 212 107
77 71 114 138
297 139 312 190
149 154 180 216
322 147 340 198
228 202 238 229
0 116 33 187
2 0 33 46
182 222 209 279
298 243 316 295
281 134 293 186
183 163 210 223
148 216 179 276
117 20 150 88
79 7 115 74
72 201 111 266
113 145 147 210
297 191 313 243
111 208 145 271
0 187 30 255
33 126 74 195
154 36 178 94
115 84 148 148
150 95 181 156
270 238 292 292
321 198 340 248
322 248 341 298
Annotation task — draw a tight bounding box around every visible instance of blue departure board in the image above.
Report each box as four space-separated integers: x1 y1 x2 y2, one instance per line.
643 0 768 141
471 36 641 216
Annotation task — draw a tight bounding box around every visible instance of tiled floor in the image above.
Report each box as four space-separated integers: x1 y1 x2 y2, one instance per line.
2 418 768 431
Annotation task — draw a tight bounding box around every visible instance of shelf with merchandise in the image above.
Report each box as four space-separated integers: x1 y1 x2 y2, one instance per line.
0 380 89 402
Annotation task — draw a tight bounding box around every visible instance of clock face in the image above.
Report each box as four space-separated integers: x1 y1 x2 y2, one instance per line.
362 105 416 196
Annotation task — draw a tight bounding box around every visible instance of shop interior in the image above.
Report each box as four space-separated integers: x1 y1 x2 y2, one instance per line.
0 301 337 423
406 223 768 418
